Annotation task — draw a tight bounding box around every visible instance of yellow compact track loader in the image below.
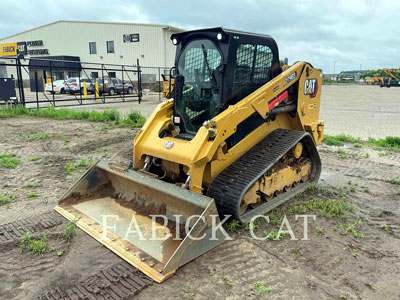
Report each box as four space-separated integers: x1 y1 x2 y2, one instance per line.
55 27 324 282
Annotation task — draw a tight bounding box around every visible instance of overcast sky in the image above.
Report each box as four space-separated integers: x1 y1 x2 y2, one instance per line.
1 0 398 73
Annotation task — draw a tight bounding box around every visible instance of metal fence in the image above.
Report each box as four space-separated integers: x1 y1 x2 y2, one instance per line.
0 55 148 108
140 66 173 101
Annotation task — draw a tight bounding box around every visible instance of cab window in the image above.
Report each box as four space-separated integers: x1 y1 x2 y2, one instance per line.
230 44 273 104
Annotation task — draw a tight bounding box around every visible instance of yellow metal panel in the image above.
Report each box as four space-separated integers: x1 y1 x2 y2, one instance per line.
0 42 17 56
134 62 324 193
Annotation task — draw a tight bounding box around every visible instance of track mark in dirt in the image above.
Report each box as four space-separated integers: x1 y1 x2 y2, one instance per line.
0 211 64 243
33 262 153 300
368 213 400 239
0 233 68 278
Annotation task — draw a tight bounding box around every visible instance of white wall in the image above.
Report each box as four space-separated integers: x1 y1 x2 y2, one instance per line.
0 21 181 80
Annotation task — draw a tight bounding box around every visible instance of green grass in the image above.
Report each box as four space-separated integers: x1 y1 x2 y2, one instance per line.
337 220 364 238
265 184 355 227
380 224 388 231
0 153 21 168
227 220 241 232
27 192 38 198
324 134 400 151
323 134 362 147
287 197 354 219
223 276 235 287
253 282 272 296
368 136 400 149
63 218 78 243
391 177 400 185
19 232 49 256
29 156 40 161
315 226 324 234
65 157 94 175
119 111 147 127
25 130 51 140
0 192 16 206
267 231 286 240
22 183 41 188
0 106 146 128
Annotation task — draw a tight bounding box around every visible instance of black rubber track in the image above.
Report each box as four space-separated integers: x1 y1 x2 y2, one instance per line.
33 262 153 299
0 211 65 243
207 129 321 223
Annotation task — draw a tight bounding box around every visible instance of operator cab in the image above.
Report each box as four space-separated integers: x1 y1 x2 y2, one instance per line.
171 27 281 136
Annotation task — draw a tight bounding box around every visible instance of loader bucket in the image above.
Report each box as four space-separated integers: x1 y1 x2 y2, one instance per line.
55 161 225 282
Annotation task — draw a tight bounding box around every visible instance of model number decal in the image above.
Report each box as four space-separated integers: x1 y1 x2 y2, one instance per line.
163 141 174 150
304 78 318 98
285 72 297 84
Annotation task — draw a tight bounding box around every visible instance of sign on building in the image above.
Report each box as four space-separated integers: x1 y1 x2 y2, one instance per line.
123 34 140 43
0 43 17 56
17 42 27 55
0 42 27 56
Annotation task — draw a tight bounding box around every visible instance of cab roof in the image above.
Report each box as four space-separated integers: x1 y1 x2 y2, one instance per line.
171 27 276 44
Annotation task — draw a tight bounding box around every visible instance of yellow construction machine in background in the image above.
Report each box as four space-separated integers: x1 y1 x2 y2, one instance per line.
161 73 174 98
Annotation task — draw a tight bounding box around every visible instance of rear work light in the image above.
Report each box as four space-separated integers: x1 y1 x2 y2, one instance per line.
52 85 56 87
72 83 77 86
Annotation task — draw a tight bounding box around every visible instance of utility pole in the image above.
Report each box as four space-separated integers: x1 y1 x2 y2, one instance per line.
333 60 338 81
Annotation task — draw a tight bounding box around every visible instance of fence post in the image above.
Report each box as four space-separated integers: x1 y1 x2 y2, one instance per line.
34 71 39 109
137 59 142 104
101 64 105 103
16 56 25 106
50 61 55 105
121 65 124 101
158 67 161 102
78 67 82 104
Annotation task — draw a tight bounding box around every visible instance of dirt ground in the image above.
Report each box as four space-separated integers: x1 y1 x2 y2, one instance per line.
0 117 399 300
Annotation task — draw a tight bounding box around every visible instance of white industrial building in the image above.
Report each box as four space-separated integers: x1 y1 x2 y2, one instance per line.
0 20 183 81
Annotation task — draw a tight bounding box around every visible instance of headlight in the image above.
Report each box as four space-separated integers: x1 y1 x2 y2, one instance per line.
172 38 178 45
217 33 223 40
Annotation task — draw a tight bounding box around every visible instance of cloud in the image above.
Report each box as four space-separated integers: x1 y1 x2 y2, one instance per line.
0 0 399 72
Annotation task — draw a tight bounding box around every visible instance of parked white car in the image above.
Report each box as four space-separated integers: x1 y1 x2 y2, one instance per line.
45 80 67 94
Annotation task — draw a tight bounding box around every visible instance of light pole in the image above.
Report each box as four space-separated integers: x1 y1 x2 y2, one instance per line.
333 60 338 75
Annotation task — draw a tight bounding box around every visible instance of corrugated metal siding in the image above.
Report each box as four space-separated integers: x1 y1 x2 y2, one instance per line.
0 21 180 68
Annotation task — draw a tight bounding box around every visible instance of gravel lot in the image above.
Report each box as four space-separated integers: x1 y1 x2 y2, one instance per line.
320 84 400 139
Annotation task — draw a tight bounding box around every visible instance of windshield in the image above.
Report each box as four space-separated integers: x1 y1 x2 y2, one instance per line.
176 39 222 133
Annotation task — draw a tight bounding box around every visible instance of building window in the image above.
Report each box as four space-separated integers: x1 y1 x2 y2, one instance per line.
108 72 116 78
91 72 99 79
89 42 97 54
107 41 115 53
